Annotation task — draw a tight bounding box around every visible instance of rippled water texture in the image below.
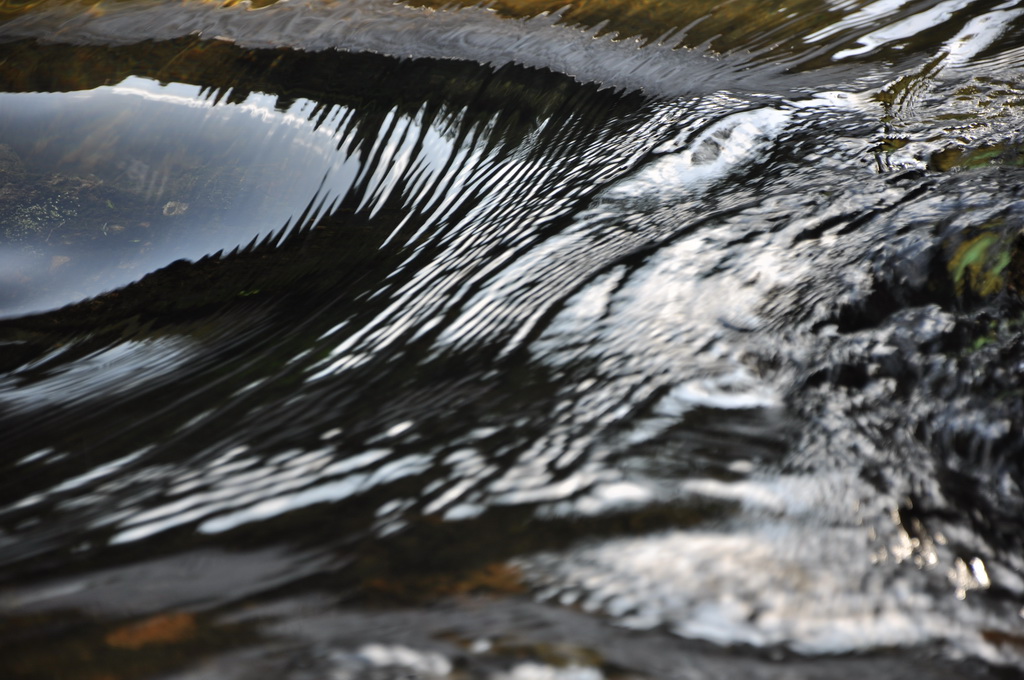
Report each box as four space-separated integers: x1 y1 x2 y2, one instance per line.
2 1 1024 678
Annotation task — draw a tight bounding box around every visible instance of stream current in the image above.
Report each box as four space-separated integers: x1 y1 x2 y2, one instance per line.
1 1 1024 678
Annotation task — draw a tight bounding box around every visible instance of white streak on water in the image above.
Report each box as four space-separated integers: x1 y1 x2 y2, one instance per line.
939 4 1024 70
833 0 977 59
196 453 432 534
805 0 912 43
518 471 1017 661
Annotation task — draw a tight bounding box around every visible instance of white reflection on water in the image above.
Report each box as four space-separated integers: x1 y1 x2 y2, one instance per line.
939 3 1024 70
517 470 1016 662
833 0 976 59
0 337 196 412
805 0 913 44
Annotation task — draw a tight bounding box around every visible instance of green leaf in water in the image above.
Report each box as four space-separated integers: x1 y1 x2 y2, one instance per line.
948 231 1013 298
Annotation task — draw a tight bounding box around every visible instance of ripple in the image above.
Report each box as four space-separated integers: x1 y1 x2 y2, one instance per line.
0 0 796 97
2 2 1024 675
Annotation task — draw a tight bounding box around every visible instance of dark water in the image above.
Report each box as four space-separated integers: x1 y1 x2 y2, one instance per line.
2 1 1024 678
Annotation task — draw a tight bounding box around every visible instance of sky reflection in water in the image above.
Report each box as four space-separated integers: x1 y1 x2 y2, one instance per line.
0 76 361 317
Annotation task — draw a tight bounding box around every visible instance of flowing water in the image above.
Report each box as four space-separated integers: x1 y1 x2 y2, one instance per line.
1 1 1024 678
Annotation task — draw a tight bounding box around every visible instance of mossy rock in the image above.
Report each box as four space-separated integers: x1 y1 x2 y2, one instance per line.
929 139 1024 172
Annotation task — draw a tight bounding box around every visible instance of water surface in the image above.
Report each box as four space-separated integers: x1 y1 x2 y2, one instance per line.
1 1 1024 678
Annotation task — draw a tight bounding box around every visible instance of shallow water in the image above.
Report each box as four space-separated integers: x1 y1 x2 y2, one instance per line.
2 1 1024 678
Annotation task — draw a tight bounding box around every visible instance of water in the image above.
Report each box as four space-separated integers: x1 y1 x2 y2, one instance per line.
0 75 374 317
1 1 1024 678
